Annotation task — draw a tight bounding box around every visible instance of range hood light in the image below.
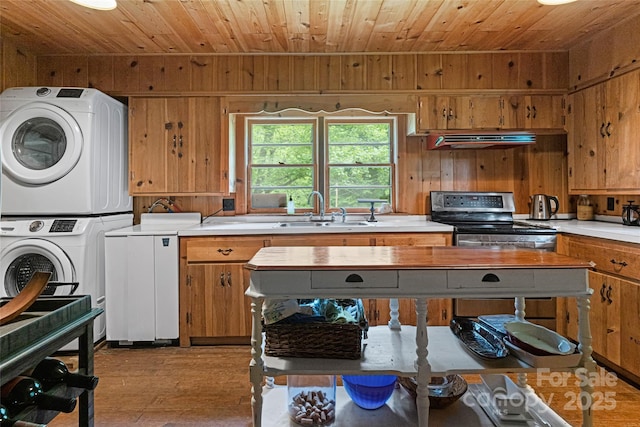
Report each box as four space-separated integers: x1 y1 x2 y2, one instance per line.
69 0 117 10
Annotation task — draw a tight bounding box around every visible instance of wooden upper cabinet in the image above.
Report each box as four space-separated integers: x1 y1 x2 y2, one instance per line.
417 96 472 130
567 70 640 193
129 97 227 196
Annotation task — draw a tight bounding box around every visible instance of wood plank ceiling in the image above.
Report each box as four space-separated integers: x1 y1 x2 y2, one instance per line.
1 0 640 56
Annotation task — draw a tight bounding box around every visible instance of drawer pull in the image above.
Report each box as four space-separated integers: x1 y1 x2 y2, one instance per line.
345 274 363 283
218 248 234 256
610 259 628 267
481 273 500 283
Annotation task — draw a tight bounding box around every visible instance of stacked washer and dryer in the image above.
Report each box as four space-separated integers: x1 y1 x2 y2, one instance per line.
0 87 133 348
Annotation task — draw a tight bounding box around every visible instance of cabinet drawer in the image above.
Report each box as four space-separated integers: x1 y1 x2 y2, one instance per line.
447 270 534 289
561 235 640 281
184 238 264 262
311 270 398 289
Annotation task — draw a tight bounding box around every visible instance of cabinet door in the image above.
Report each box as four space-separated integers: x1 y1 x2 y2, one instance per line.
129 98 171 194
270 234 374 246
184 263 251 340
604 72 640 191
470 96 502 129
525 95 565 129
567 86 605 192
417 96 471 130
620 278 640 377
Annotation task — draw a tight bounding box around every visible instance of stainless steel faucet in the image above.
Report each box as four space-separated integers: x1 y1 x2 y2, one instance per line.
307 191 325 220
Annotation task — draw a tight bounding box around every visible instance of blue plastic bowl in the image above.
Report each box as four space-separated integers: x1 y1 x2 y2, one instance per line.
342 375 397 410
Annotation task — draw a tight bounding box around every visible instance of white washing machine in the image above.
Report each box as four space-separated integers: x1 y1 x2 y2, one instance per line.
0 214 133 347
0 87 132 215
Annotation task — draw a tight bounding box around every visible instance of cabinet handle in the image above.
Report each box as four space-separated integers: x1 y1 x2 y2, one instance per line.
532 106 537 119
599 283 607 302
606 285 613 304
227 271 232 287
442 108 447 118
599 123 606 137
172 134 177 148
179 134 183 148
345 274 363 283
448 108 454 120
605 122 611 137
610 259 628 267
218 248 234 256
481 273 500 282
219 272 225 287
526 105 531 119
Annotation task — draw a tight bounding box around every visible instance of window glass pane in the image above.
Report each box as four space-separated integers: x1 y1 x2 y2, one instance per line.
328 123 390 163
251 166 313 187
252 145 313 164
251 123 313 164
328 166 391 208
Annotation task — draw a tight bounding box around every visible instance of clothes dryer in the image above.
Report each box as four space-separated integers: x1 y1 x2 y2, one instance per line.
0 214 133 347
0 87 131 215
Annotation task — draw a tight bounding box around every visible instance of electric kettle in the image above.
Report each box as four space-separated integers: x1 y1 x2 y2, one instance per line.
622 201 640 226
529 194 559 220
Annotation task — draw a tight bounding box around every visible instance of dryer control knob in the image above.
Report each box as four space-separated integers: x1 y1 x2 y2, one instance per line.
29 220 44 232
36 87 51 96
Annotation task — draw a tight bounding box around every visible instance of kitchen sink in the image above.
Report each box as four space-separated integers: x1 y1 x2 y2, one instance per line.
275 221 372 228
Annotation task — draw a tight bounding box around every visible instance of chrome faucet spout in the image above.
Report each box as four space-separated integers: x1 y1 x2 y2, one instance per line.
307 191 325 220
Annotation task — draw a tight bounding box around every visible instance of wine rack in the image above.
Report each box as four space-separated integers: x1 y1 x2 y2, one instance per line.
0 296 101 426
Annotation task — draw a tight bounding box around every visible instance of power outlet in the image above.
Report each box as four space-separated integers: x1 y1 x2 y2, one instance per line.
607 197 615 211
222 198 235 211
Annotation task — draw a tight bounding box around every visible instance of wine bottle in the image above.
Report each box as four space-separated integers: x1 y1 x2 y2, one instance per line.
30 358 99 391
0 376 76 415
0 404 47 427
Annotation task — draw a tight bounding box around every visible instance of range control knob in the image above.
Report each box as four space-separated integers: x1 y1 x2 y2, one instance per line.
29 220 44 232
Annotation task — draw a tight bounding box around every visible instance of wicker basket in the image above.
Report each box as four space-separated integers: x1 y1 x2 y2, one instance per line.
263 299 366 359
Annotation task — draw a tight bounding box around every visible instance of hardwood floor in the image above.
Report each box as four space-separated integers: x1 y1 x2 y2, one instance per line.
48 344 640 427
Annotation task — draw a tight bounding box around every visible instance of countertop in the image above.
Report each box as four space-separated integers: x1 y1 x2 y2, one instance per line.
179 214 453 236
517 216 640 245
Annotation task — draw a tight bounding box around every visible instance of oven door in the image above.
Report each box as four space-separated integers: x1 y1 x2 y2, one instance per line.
455 233 557 251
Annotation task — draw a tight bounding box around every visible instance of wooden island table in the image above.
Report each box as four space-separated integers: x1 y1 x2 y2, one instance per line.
245 246 595 427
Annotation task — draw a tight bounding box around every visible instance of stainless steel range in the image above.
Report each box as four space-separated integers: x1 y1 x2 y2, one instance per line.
430 191 558 328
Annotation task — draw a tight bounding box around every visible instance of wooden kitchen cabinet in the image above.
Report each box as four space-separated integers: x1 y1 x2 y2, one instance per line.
504 95 565 129
129 97 227 195
557 234 640 381
179 236 266 346
417 95 472 130
567 70 640 193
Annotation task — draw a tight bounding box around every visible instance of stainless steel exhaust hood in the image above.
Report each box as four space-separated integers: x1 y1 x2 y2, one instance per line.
426 131 536 150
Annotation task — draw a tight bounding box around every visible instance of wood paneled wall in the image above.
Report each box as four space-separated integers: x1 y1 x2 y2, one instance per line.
33 52 567 95
568 14 640 91
0 38 37 91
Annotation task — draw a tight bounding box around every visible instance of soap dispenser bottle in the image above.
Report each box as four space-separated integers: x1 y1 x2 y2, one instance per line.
287 196 295 214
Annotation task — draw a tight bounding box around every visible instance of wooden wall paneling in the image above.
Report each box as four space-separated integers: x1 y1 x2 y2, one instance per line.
164 56 192 92
36 56 65 87
513 146 530 213
216 56 244 92
341 55 366 91
395 118 422 214
265 56 291 92
421 147 443 214
234 113 247 214
442 54 467 89
138 56 165 92
466 53 493 90
292 56 318 91
452 151 477 190
1 39 36 90
475 149 514 193
113 56 140 93
544 52 569 90
189 56 216 92
366 55 392 91
62 56 89 88
88 56 114 91
318 56 341 91
415 54 442 90
491 52 519 89
391 54 415 91
526 135 570 212
519 53 543 89
243 56 265 92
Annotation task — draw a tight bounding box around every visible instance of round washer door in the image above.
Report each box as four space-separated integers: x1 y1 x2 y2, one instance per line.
1 239 75 297
0 102 83 185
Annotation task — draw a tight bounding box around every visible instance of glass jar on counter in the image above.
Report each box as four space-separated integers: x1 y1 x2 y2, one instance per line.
577 195 594 220
287 375 336 426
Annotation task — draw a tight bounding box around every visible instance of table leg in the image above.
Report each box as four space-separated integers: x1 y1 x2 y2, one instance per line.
577 294 596 427
249 297 265 427
77 320 95 427
514 297 528 388
388 298 401 330
414 298 430 427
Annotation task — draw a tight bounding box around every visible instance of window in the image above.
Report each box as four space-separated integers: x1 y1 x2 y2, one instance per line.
247 114 395 213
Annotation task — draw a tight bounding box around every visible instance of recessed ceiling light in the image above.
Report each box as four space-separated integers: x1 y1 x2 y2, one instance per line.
537 0 577 5
69 0 117 10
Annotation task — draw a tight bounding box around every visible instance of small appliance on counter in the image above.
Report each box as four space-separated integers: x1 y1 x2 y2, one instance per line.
622 201 640 226
529 194 559 220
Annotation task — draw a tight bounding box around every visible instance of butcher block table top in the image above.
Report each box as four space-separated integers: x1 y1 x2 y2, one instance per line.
246 246 591 271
